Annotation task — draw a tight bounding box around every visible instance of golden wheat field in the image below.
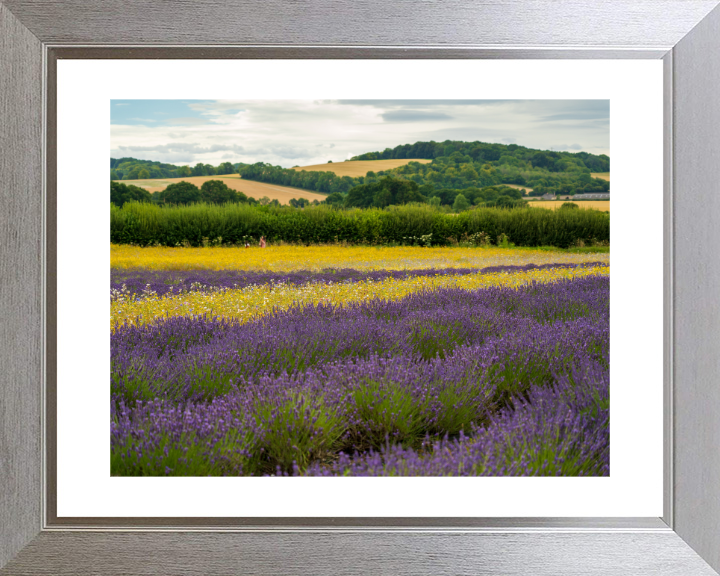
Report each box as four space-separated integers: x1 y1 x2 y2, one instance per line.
114 175 327 205
590 172 610 181
528 201 610 212
293 159 432 177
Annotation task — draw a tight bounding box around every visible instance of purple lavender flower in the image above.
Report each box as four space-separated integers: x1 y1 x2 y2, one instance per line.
111 262 607 300
111 275 609 476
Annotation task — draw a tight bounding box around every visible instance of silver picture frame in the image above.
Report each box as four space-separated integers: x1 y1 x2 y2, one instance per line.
2 1 720 574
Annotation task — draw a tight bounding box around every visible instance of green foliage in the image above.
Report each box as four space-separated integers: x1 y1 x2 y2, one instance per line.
240 162 357 195
200 180 242 204
289 198 310 208
560 202 580 210
346 141 610 197
350 139 610 174
216 161 235 175
110 430 251 476
150 191 163 205
110 202 609 249
488 195 528 209
452 193 470 212
468 231 491 246
251 397 344 474
117 139 609 200
402 233 434 247
110 157 246 180
161 181 201 205
110 181 152 208
192 163 214 176
496 232 514 248
324 192 344 207
350 381 426 449
344 176 426 209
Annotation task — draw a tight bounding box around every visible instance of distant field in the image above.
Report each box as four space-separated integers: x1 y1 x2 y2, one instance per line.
501 183 534 194
293 159 432 177
114 175 327 205
591 172 610 181
528 200 610 212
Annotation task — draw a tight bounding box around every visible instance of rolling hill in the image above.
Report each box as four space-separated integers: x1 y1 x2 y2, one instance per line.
293 159 432 177
112 175 327 205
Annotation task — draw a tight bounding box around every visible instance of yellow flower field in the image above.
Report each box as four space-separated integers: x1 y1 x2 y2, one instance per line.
112 264 609 329
111 244 609 272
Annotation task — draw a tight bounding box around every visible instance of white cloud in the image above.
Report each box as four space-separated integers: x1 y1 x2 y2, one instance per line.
111 100 609 167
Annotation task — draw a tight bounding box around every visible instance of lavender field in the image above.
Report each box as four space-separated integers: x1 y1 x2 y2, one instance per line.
111 246 609 476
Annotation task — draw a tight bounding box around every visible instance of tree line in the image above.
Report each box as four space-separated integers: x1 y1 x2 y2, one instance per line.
111 180 251 208
239 162 357 194
350 139 610 173
111 176 569 214
113 175 537 213
110 157 247 181
110 140 610 202
238 140 609 203
324 178 530 211
111 180 329 210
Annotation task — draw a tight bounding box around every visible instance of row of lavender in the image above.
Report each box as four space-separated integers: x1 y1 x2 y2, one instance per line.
111 262 606 298
111 275 609 476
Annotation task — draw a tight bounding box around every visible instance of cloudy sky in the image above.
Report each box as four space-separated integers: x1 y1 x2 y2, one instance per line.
111 100 609 168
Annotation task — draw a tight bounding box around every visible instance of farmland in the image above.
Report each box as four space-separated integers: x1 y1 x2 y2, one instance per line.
527 201 610 212
110 129 611 476
111 244 610 476
111 244 610 272
113 175 327 205
293 159 432 177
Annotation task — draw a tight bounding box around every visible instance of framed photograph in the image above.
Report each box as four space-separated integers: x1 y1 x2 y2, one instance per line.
2 1 720 574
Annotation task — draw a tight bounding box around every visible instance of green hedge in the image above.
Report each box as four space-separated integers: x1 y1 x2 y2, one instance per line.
110 202 609 248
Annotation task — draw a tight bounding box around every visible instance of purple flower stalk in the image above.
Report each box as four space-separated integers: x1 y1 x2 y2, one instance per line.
111 262 607 300
111 275 609 476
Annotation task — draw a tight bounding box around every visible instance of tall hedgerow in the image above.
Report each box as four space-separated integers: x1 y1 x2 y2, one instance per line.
110 202 609 248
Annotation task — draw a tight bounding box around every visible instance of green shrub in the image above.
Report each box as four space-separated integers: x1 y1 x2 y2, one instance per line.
452 193 470 212
110 181 152 208
110 202 609 249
